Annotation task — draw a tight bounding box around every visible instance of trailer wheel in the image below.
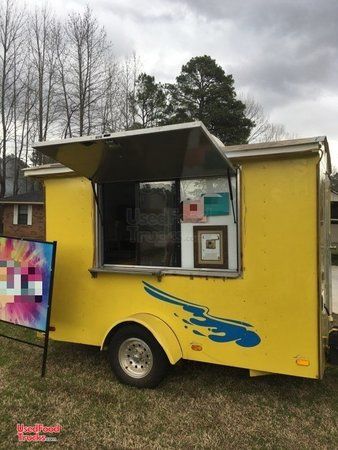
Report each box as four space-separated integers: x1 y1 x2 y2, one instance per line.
108 324 170 388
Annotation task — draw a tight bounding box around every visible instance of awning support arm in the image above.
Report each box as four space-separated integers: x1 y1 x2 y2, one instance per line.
227 169 237 224
91 181 103 224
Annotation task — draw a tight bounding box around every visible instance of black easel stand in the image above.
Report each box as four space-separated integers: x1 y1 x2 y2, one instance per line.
0 328 49 377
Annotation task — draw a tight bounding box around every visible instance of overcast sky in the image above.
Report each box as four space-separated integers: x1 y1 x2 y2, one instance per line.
28 0 338 168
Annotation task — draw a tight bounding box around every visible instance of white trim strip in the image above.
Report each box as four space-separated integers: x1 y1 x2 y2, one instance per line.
27 205 32 226
90 265 241 279
13 205 18 225
23 166 73 177
224 145 319 159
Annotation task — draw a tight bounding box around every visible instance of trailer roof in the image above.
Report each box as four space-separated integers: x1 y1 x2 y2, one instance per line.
222 136 326 152
221 135 331 173
32 122 235 183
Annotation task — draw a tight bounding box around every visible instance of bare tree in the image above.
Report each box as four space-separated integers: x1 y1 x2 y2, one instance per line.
243 95 270 142
65 6 109 136
0 0 25 197
0 3 134 192
28 7 59 165
12 63 37 193
260 123 295 142
12 38 27 194
99 60 123 133
242 94 294 143
54 19 75 138
119 53 140 130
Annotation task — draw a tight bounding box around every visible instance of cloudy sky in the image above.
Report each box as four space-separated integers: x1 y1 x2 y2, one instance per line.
28 0 338 168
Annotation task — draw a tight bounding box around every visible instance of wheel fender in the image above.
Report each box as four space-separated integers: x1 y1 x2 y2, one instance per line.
101 313 183 365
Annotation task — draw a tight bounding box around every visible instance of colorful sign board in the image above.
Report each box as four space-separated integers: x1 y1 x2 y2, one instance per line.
183 193 230 223
0 237 56 332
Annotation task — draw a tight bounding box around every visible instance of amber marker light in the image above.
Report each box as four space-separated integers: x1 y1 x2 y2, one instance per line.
191 344 203 351
296 358 310 366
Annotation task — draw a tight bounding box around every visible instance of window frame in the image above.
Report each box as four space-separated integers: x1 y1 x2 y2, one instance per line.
92 170 242 279
13 204 33 226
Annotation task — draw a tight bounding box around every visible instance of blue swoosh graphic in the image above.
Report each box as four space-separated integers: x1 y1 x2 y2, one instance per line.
143 281 261 348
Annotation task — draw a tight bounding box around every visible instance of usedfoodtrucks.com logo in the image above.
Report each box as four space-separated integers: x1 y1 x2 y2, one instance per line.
17 423 62 442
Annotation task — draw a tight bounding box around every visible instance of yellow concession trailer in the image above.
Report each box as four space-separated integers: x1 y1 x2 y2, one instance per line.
26 122 337 387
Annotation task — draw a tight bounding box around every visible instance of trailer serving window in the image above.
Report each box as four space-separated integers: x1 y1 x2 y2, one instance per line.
100 173 239 274
102 180 181 267
33 122 240 277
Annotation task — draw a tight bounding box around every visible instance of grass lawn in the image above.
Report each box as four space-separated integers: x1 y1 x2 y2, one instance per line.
0 322 337 449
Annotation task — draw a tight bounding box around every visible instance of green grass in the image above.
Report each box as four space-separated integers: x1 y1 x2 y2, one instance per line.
0 322 337 449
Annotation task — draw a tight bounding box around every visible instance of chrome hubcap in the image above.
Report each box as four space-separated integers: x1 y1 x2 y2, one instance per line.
118 338 153 378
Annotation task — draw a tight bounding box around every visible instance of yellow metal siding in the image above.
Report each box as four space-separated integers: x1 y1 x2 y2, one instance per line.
45 154 320 378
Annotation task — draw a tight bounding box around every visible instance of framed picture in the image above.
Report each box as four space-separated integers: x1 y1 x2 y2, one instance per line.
193 225 228 269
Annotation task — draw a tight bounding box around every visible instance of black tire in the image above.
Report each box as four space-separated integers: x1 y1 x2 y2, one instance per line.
108 323 170 388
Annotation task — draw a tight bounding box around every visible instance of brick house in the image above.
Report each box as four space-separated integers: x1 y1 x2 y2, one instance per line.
0 191 45 240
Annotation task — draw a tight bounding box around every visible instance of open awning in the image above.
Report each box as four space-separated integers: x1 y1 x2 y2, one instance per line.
33 122 235 183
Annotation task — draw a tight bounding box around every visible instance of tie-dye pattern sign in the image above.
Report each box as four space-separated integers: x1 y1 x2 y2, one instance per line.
0 237 55 332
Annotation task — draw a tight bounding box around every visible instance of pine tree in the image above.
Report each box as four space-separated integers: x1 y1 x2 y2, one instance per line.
164 55 254 145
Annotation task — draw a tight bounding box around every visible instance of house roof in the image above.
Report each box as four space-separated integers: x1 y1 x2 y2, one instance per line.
0 191 44 204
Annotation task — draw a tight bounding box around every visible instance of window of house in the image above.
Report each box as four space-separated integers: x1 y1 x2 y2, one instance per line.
331 201 338 223
18 205 29 225
13 204 32 226
100 174 239 274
